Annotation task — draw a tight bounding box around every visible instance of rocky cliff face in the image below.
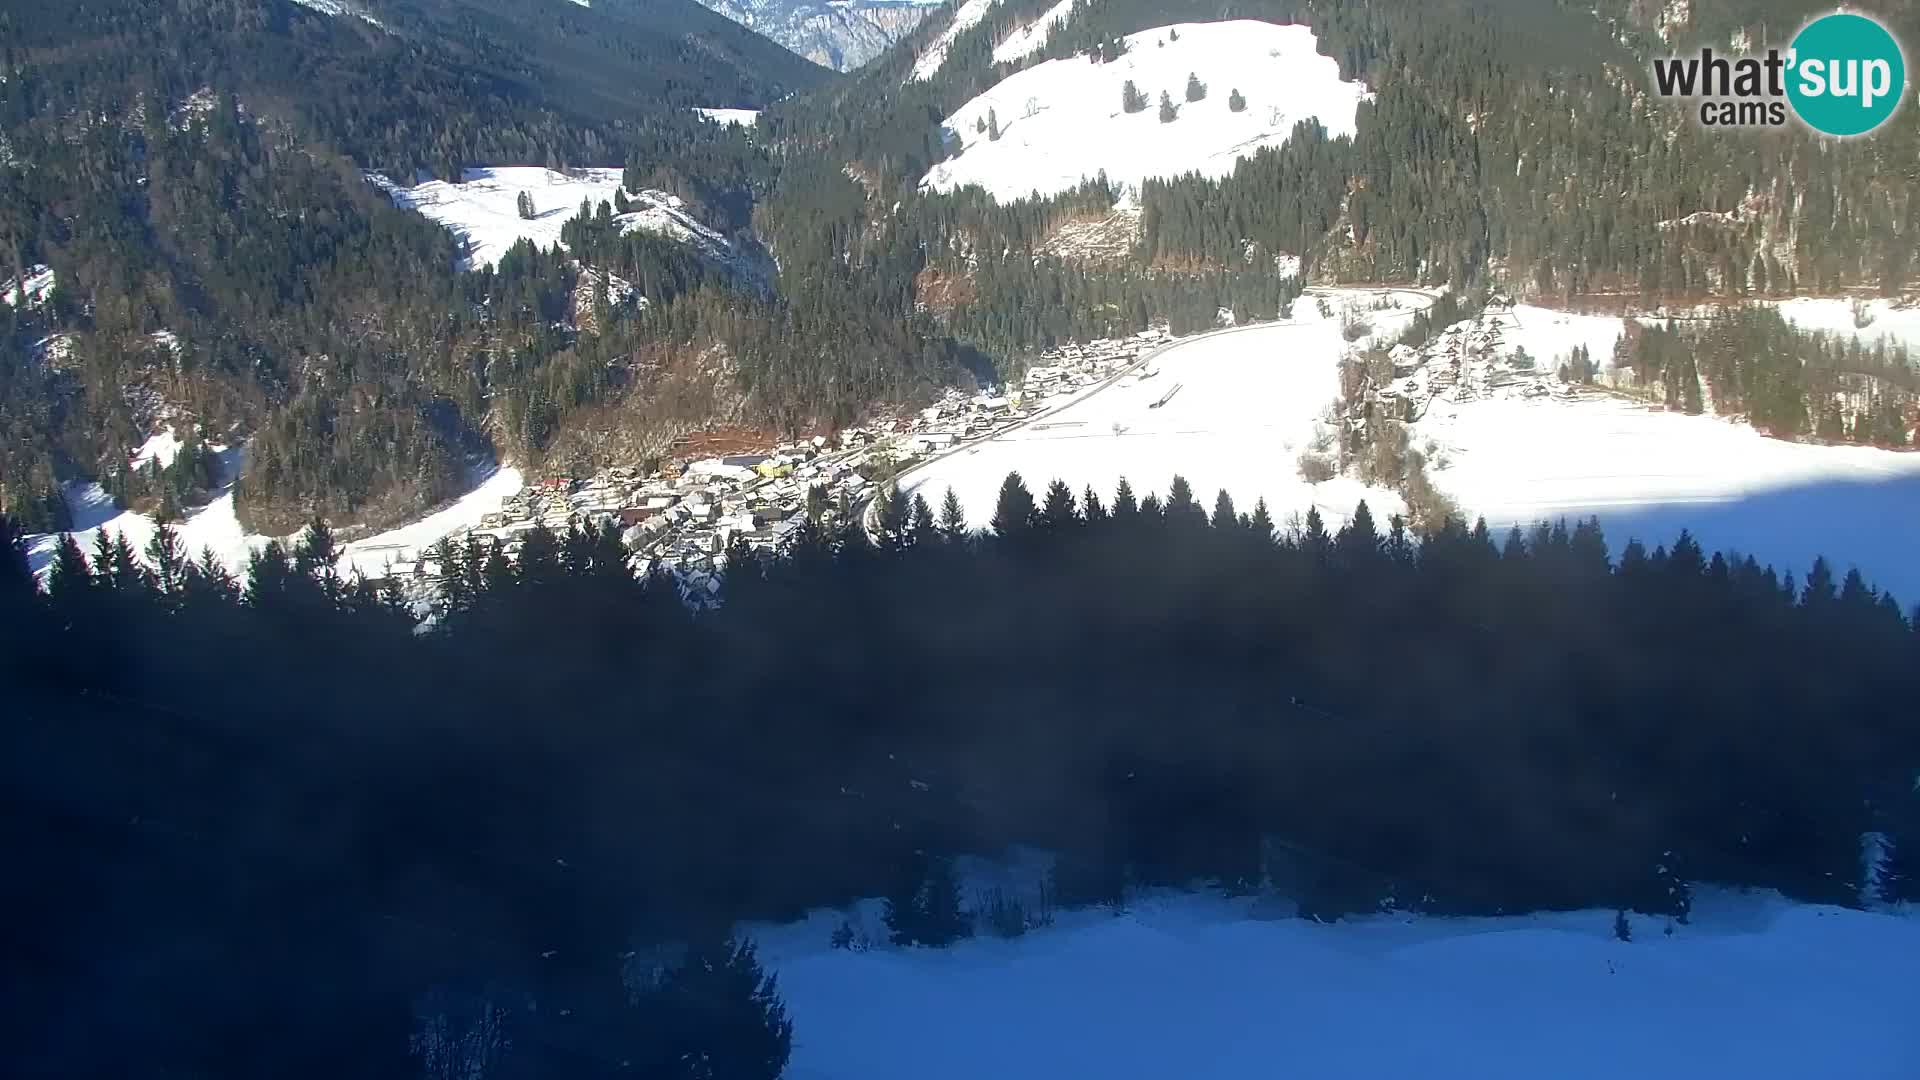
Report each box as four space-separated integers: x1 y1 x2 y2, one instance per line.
697 0 933 71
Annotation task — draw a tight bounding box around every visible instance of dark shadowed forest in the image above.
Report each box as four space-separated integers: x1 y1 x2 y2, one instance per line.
4 470 1919 1077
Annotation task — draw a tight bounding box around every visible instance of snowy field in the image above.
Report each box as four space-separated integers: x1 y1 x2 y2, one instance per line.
756 888 1920 1080
1415 392 1920 599
367 168 731 272
896 289 1429 534
1767 295 1920 351
693 107 760 127
900 294 1920 601
922 21 1370 202
24 462 524 585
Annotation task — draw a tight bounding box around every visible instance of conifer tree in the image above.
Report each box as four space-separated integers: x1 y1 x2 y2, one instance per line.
1080 485 1106 524
1158 91 1177 124
1248 499 1275 545
1111 477 1138 520
1228 88 1246 112
937 488 968 543
641 937 793 1080
909 493 937 548
1039 479 1078 530
1185 73 1206 103
987 107 1001 142
1121 80 1147 114
990 472 1036 537
1210 490 1237 532
145 521 188 597
46 533 92 610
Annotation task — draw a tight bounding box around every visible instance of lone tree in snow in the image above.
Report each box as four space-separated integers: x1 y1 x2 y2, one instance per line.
1185 72 1207 102
1158 90 1177 123
987 107 1001 141
515 190 534 220
1121 79 1148 114
1228 87 1247 112
975 115 987 134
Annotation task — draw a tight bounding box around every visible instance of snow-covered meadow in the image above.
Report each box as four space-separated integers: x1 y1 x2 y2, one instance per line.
366 167 732 271
899 292 1920 601
922 21 1370 202
756 886 1920 1080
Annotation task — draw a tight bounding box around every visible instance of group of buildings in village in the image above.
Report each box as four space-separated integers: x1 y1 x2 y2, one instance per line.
1373 306 1584 422
367 325 1173 598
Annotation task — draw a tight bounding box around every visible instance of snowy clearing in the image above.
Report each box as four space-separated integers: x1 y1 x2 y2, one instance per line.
991 0 1075 65
693 107 760 127
922 21 1370 202
909 0 1000 82
337 466 525 581
368 167 627 271
25 460 523 588
1765 295 1920 352
367 168 733 273
130 427 183 471
757 888 1920 1080
896 289 1425 532
3 264 55 308
27 482 266 583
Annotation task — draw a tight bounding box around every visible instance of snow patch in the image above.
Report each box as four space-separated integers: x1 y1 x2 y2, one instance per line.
368 167 627 271
338 466 525 581
2 264 55 308
991 0 1075 65
921 21 1370 203
693 107 760 127
367 168 730 274
131 427 183 471
910 0 1001 82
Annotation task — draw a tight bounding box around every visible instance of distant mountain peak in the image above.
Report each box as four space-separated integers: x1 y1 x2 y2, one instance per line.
696 0 940 71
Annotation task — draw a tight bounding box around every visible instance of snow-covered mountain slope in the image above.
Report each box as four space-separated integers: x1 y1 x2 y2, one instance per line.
909 0 999 81
991 0 1074 65
698 0 937 71
920 20 1371 202
758 888 1920 1080
366 167 737 273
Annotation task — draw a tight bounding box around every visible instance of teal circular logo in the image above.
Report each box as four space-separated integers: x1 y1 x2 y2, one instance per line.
1787 13 1906 136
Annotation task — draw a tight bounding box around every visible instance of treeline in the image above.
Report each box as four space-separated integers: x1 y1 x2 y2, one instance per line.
7 468 1920 1072
1616 307 1916 445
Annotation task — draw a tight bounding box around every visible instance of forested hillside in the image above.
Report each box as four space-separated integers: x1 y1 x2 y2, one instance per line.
6 479 1920 1074
765 0 1919 314
0 0 828 534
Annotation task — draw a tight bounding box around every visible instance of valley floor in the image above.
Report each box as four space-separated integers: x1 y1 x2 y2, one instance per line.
901 292 1920 601
756 889 1920 1080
